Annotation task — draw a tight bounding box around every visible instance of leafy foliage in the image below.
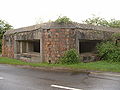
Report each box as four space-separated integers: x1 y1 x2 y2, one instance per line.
97 41 120 62
0 20 12 38
0 19 13 52
60 49 80 64
112 33 120 40
83 16 120 28
55 16 72 24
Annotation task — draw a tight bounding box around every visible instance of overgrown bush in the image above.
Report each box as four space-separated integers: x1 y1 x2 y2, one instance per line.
55 16 72 24
97 41 120 62
112 33 120 41
59 49 80 64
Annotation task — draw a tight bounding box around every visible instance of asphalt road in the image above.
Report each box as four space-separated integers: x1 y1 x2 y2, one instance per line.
0 64 120 90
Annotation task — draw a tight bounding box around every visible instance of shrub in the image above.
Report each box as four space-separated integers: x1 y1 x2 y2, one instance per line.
97 41 120 62
112 33 120 38
55 16 72 24
59 49 80 64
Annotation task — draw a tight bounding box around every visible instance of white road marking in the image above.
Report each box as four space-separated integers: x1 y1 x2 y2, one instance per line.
0 77 4 80
51 84 82 90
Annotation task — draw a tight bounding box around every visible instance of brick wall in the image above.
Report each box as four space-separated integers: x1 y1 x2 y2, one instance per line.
42 29 76 63
2 35 14 58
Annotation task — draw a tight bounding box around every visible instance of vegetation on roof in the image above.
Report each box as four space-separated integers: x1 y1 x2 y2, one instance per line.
112 33 120 40
55 16 72 24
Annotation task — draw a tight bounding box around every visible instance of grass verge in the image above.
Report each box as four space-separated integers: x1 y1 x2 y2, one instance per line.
0 57 120 72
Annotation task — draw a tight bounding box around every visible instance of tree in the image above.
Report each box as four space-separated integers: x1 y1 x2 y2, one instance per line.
83 16 120 28
0 19 13 52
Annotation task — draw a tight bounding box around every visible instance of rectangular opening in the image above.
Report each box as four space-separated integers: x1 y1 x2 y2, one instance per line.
79 40 101 53
27 40 40 53
33 40 40 53
16 40 40 54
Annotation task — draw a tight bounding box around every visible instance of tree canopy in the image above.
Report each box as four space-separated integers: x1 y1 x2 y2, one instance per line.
0 20 12 38
83 16 120 28
0 19 13 52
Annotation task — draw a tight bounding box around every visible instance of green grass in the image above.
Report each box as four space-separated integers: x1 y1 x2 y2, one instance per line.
0 57 120 72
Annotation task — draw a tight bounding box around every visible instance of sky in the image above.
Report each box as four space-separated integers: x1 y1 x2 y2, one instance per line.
0 0 120 28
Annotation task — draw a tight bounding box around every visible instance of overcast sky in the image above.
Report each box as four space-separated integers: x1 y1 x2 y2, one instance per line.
0 0 120 28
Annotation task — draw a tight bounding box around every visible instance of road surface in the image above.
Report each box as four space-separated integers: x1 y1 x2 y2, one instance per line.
0 64 120 90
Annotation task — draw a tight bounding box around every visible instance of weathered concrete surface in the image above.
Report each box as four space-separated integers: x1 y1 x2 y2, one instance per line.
0 64 120 90
2 22 120 63
42 29 76 63
2 29 43 62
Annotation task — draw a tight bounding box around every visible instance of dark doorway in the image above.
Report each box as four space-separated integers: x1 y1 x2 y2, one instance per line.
33 40 40 53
